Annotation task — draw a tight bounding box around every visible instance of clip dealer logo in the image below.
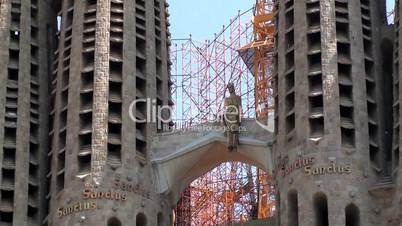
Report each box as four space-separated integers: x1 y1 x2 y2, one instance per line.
128 98 248 132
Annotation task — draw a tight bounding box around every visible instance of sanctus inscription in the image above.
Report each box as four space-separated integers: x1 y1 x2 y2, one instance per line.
82 189 127 201
57 201 96 218
112 178 151 199
304 161 351 175
277 156 315 177
277 155 352 178
57 189 127 218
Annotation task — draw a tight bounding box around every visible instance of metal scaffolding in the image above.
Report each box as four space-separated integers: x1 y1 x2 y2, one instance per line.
170 9 255 128
171 0 399 225
239 0 275 120
171 1 276 225
174 162 276 226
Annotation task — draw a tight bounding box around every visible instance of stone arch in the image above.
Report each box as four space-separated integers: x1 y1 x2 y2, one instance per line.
136 213 147 226
107 217 121 226
174 158 269 205
345 203 360 226
151 132 273 205
287 190 299 226
313 192 329 226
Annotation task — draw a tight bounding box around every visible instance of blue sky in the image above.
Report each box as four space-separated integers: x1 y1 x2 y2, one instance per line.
387 0 395 12
387 0 395 23
169 0 254 40
170 0 396 40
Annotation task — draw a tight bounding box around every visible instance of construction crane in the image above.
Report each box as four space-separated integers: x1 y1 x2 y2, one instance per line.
239 0 275 121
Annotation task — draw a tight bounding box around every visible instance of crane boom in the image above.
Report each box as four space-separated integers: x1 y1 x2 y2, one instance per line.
239 0 276 121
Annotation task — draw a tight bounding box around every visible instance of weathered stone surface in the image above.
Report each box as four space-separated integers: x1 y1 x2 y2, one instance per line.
2 0 402 225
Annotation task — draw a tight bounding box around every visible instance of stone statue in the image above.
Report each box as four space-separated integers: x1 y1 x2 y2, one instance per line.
224 83 242 152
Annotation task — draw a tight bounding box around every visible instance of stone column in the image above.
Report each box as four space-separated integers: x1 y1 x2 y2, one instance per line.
91 0 110 186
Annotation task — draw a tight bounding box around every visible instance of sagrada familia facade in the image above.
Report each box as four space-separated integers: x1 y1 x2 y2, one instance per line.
0 0 401 225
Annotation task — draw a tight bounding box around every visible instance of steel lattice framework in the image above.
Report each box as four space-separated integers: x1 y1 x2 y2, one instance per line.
171 1 276 225
239 0 275 120
174 163 276 226
171 1 398 225
170 9 256 128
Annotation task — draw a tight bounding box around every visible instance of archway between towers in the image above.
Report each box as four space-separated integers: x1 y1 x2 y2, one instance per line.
151 120 274 205
174 161 276 225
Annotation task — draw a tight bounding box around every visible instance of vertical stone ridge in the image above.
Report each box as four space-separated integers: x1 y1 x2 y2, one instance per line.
91 0 110 186
321 0 341 150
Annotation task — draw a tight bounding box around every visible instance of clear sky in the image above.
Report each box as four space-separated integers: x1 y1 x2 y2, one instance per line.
170 0 396 40
387 0 395 12
169 0 254 40
387 0 395 23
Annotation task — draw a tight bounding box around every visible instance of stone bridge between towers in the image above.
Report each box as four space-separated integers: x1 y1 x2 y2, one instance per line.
150 119 274 205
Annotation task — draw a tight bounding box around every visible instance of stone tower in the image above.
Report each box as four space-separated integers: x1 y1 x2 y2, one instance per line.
273 0 401 225
46 0 172 225
0 0 55 225
0 0 401 225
